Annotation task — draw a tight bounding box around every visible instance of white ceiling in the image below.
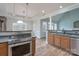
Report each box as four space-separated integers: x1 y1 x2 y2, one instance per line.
6 3 76 18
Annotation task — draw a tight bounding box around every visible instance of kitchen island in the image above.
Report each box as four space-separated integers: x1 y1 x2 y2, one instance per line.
0 30 36 56
47 30 79 55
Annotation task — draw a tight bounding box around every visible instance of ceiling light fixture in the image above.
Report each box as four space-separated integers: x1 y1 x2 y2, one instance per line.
59 5 63 8
17 20 23 23
41 10 46 16
42 10 45 13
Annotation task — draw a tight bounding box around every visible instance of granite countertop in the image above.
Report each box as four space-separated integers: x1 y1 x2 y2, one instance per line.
0 39 8 43
0 30 32 43
48 31 79 38
0 30 32 37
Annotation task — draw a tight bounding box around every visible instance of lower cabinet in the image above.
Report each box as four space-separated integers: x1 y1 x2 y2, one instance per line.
48 33 54 45
61 36 70 51
48 33 71 51
54 35 61 47
0 42 8 56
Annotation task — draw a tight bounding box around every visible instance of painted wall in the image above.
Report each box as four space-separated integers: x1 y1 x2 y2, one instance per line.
32 19 41 38
58 8 79 30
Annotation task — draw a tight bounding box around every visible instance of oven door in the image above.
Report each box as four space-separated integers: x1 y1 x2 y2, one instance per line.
8 41 32 56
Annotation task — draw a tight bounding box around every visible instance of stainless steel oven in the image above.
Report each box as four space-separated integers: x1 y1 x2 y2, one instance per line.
8 40 32 56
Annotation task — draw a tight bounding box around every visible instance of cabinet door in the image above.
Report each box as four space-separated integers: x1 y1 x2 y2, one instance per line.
48 33 54 45
61 36 70 51
0 42 8 56
54 35 61 47
32 37 36 56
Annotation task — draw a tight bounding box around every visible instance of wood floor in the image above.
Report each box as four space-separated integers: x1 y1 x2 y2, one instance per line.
35 38 72 56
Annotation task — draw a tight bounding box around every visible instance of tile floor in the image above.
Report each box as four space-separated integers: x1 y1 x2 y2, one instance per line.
35 38 72 56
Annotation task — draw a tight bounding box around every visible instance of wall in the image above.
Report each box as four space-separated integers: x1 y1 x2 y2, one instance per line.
32 19 41 38
58 8 79 30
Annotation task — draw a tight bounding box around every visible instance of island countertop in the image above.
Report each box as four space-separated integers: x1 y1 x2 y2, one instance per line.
0 30 32 43
0 30 32 36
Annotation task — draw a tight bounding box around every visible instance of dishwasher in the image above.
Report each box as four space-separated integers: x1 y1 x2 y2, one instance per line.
71 37 79 55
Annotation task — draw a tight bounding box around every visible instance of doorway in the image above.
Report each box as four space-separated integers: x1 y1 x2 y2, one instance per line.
40 18 50 40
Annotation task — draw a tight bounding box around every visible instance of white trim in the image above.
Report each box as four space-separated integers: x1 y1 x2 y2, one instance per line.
49 16 52 30
46 30 48 44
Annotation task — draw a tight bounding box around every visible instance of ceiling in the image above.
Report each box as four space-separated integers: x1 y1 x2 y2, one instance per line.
6 3 75 19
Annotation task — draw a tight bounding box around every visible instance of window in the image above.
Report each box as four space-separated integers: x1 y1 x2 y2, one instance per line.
12 20 26 31
74 21 79 28
51 23 57 30
48 22 57 30
54 23 57 30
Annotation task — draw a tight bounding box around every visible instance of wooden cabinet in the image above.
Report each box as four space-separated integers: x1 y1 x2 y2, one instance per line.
0 42 8 56
48 32 71 51
61 36 70 51
54 35 61 47
32 37 36 56
48 33 54 45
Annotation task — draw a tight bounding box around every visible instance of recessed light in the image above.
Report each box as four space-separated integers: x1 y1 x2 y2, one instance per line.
42 10 45 13
59 5 63 8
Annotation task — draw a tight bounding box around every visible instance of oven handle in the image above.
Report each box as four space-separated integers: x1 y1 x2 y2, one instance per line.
8 41 32 47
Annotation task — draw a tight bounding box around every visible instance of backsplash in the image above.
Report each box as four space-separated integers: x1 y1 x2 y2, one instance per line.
48 30 79 35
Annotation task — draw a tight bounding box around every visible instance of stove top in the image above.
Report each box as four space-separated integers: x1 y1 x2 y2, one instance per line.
8 37 32 45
